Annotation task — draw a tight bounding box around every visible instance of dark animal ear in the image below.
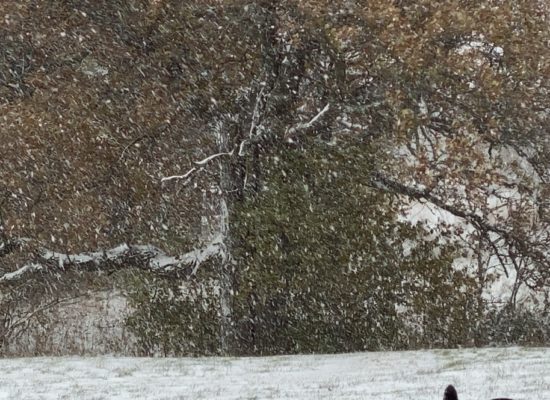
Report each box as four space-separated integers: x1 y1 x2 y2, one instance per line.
444 385 458 400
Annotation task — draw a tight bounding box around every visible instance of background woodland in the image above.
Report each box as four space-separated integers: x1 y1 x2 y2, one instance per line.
0 0 549 356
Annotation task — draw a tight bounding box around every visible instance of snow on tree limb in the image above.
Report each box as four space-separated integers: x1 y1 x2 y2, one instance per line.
337 117 367 131
286 103 330 135
161 167 198 183
161 103 331 184
149 234 225 274
41 244 133 268
160 151 235 183
0 263 43 283
194 150 235 166
0 236 225 284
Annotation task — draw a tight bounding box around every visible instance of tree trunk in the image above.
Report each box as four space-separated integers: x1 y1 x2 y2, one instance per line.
215 121 235 355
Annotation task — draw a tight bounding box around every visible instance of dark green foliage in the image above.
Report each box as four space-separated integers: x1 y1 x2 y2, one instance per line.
483 306 550 346
122 138 484 356
1 0 548 356
231 139 480 354
125 265 222 356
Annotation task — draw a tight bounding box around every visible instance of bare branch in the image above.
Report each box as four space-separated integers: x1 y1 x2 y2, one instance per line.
370 171 549 269
118 133 150 162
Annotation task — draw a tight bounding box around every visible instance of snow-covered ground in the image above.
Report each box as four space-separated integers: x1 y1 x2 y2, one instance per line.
0 347 548 399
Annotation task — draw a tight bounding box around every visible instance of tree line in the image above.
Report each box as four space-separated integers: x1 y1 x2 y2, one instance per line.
0 0 549 355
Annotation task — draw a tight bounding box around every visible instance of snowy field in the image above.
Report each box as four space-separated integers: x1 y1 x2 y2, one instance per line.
0 347 548 399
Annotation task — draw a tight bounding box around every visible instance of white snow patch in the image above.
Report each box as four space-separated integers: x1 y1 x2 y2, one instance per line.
0 347 548 399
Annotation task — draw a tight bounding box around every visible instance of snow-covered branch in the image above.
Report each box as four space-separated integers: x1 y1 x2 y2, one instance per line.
0 236 225 284
161 168 197 183
0 263 43 283
337 116 367 131
194 150 235 166
286 103 330 135
161 102 329 185
160 151 235 183
148 234 225 275
238 139 248 157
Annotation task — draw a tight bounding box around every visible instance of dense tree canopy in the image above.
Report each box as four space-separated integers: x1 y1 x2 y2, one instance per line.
0 0 548 355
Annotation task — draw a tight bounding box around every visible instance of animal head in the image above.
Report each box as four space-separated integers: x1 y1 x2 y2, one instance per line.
443 384 513 400
444 385 458 400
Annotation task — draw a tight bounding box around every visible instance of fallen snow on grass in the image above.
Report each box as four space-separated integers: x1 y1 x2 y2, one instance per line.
0 347 548 399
